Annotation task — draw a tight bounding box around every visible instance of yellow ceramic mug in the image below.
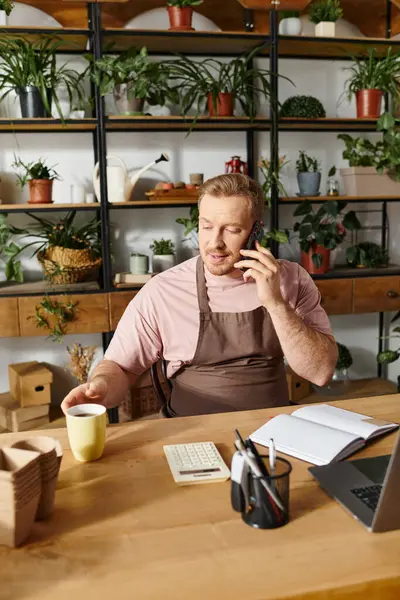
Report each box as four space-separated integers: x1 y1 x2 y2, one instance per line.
66 404 107 462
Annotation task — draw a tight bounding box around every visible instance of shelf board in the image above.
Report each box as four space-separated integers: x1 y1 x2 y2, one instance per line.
278 35 400 60
0 280 101 298
102 29 400 60
102 29 269 56
0 203 99 213
0 27 91 52
280 195 400 204
312 264 400 280
0 119 96 132
106 115 260 131
279 118 379 131
109 198 198 208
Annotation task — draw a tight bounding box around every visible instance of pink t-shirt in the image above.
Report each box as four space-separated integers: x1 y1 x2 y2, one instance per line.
105 257 332 378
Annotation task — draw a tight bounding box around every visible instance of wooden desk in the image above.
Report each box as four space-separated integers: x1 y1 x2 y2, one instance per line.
1 396 400 600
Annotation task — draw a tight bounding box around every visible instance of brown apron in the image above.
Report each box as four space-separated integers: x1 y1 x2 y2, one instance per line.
166 257 289 417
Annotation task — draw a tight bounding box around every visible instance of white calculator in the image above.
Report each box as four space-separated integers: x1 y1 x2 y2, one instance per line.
163 442 231 485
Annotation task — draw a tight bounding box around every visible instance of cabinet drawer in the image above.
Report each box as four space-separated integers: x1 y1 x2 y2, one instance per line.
0 298 20 337
354 277 400 313
109 291 138 331
315 280 353 315
18 294 109 337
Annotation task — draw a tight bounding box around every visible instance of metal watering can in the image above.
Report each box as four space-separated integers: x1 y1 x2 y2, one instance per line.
93 152 169 203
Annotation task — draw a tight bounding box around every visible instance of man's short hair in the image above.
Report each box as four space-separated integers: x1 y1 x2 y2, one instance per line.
198 173 264 222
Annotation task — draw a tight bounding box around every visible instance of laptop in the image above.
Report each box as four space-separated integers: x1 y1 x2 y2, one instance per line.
309 433 400 532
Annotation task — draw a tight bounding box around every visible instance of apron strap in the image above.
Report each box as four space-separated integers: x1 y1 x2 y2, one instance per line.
196 256 211 315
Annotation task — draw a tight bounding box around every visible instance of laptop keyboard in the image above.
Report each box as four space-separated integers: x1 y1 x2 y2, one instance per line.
351 484 382 511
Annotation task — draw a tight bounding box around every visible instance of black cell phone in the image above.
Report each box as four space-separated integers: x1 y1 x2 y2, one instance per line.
240 220 264 270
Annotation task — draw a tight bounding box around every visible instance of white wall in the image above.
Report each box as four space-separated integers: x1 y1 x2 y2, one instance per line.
0 6 399 403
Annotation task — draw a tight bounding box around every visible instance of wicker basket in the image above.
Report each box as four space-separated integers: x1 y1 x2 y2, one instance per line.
38 246 102 284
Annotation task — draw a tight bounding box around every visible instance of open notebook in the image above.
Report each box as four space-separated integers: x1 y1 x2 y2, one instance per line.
250 404 399 466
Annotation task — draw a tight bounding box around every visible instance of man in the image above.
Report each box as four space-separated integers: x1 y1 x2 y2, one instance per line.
62 174 337 416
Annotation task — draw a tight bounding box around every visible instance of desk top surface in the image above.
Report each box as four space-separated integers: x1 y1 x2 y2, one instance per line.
1 396 400 600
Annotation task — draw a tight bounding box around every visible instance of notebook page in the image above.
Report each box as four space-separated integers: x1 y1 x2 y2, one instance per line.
292 404 398 440
250 414 362 465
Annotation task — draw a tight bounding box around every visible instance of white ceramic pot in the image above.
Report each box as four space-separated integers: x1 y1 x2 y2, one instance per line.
315 22 336 37
152 254 175 273
69 110 85 120
0 11 7 26
130 255 149 275
279 17 302 36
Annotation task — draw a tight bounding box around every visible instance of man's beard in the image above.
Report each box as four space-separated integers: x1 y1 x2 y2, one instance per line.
200 247 238 276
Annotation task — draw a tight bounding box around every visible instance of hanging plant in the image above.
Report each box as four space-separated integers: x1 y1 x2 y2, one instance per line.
32 296 78 343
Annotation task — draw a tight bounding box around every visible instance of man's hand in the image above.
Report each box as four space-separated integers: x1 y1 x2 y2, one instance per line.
61 378 108 415
234 242 285 312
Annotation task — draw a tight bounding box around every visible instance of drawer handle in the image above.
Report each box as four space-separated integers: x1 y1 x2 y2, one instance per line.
387 290 399 299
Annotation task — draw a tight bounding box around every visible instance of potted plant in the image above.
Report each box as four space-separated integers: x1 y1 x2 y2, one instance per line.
258 155 290 206
343 48 400 119
333 342 353 381
296 150 321 196
338 114 400 195
326 165 339 196
150 238 175 272
280 95 326 119
0 37 85 119
0 214 22 282
279 10 302 36
168 45 277 122
13 157 60 205
308 0 343 37
346 241 389 269
10 211 102 284
89 46 176 116
130 252 149 275
293 200 361 274
167 0 203 32
377 313 400 391
176 205 199 251
0 0 14 26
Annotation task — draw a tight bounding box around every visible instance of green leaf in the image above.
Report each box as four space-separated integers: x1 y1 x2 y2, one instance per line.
312 253 323 269
377 350 400 365
343 210 362 231
293 201 312 217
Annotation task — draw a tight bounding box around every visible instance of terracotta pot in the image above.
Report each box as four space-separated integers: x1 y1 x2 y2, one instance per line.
356 90 383 119
167 6 194 31
28 179 53 204
207 92 234 117
301 244 331 275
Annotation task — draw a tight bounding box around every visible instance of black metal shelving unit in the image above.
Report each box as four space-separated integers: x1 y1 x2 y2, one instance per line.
1 1 399 422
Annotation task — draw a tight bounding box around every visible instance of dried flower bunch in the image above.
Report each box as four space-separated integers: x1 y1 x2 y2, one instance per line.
67 342 97 384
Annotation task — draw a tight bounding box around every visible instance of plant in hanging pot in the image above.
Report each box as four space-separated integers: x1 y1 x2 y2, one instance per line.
10 211 102 284
280 95 326 119
296 150 321 196
308 0 343 37
346 241 389 269
13 157 60 204
0 0 14 26
293 199 361 275
168 45 280 124
166 0 203 32
0 37 85 119
176 205 199 252
279 11 302 36
89 46 177 116
150 238 175 272
342 48 400 119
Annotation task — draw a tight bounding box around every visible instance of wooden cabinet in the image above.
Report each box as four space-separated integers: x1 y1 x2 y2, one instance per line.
354 277 400 314
108 291 138 331
0 298 19 337
18 294 110 337
315 279 353 315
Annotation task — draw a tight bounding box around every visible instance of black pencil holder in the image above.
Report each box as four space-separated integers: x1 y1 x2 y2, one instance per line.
242 455 292 530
